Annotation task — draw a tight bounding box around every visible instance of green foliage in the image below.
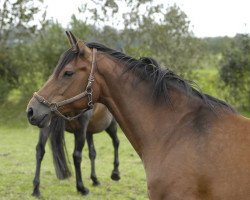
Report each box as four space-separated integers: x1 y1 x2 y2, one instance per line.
0 0 45 43
79 1 203 76
70 15 92 40
9 22 65 99
220 34 250 109
0 45 18 101
193 68 221 98
32 22 67 79
203 37 233 54
0 0 46 101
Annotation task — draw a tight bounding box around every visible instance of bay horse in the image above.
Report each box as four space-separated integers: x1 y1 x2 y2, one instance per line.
32 103 120 197
27 31 250 199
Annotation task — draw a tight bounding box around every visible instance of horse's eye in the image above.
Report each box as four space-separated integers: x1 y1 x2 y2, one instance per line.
63 71 74 77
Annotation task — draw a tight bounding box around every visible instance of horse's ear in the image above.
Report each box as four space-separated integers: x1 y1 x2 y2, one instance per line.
65 31 79 52
65 31 92 61
65 31 72 46
76 40 92 61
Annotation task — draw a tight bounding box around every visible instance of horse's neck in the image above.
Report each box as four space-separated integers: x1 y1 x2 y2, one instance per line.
97 59 202 158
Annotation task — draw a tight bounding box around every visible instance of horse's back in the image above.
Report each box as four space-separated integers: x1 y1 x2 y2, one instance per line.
192 113 250 199
65 103 113 134
207 113 250 198
87 103 113 133
65 110 92 133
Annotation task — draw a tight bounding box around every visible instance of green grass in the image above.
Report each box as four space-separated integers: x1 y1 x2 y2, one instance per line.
0 126 147 200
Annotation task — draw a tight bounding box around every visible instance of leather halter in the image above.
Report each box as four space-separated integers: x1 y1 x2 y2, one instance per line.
33 48 97 121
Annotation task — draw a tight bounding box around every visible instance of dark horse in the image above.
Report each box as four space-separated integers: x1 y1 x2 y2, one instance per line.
27 31 250 199
32 103 120 197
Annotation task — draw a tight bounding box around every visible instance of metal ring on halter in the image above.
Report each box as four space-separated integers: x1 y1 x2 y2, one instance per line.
33 48 98 121
50 103 58 112
88 101 93 108
86 87 92 94
87 87 93 108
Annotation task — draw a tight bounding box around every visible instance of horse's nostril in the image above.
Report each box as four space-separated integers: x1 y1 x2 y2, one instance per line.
27 107 34 119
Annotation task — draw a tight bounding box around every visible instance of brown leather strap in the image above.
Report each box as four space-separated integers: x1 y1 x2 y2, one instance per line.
56 90 89 107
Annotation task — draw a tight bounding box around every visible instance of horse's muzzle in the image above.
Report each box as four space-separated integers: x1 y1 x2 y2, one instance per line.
26 97 52 128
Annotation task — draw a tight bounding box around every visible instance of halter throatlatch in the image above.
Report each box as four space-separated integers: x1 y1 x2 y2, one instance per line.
33 48 97 121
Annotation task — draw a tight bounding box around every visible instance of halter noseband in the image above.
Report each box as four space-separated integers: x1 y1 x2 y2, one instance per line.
33 48 97 121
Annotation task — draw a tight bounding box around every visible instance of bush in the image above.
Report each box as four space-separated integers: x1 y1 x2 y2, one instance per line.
220 34 250 110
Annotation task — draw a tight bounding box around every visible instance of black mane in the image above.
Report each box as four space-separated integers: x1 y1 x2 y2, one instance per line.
87 42 235 112
55 42 235 112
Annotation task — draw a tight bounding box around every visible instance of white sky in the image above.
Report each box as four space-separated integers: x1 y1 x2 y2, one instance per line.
44 0 250 37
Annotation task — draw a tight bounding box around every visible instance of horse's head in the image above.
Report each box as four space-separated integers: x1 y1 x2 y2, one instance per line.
26 31 100 128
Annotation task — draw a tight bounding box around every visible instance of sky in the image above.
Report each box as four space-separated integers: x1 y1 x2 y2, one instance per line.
44 0 250 38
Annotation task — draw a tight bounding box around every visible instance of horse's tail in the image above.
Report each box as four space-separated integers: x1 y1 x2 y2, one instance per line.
49 116 72 179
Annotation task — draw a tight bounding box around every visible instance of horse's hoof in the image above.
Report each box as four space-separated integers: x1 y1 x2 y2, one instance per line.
78 187 90 195
111 171 120 181
93 180 101 186
32 190 40 198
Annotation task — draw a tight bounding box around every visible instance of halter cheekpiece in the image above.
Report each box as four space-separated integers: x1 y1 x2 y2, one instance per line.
33 48 97 121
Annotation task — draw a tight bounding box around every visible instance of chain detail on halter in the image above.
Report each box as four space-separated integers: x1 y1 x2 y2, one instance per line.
33 48 97 121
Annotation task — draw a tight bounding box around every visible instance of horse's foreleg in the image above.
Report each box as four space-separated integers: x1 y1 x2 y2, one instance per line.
32 128 49 197
106 120 120 181
73 130 89 195
86 132 100 186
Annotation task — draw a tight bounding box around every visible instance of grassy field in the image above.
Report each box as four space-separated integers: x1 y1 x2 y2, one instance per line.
0 125 147 200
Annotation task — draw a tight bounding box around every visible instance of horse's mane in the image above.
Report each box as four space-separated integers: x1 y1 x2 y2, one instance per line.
54 48 78 77
54 41 235 113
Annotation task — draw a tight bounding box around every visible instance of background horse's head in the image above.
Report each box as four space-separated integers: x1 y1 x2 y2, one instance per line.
26 31 100 128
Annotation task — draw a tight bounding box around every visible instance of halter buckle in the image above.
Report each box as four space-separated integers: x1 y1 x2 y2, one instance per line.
88 100 93 108
50 103 58 112
86 86 92 94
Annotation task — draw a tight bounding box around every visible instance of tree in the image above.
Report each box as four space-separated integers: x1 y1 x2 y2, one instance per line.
78 1 203 76
12 21 67 97
13 17 94 98
220 34 250 109
0 0 46 101
0 0 46 43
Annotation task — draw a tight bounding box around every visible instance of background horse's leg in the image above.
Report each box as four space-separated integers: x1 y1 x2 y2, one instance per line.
86 132 100 186
32 127 49 197
106 119 120 181
73 129 89 195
